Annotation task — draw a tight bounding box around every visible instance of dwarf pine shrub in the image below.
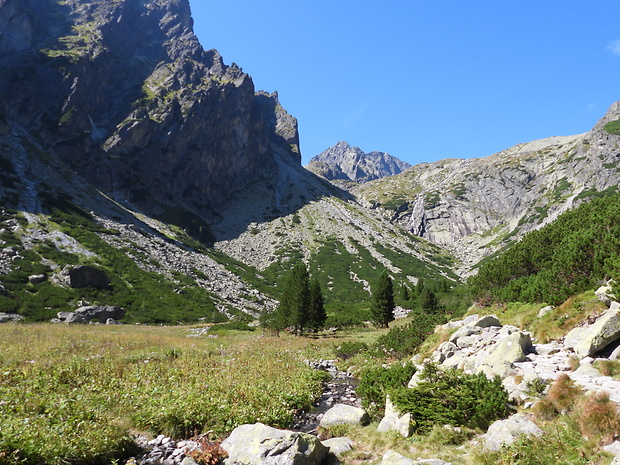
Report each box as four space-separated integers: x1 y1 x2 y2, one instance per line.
357 362 417 419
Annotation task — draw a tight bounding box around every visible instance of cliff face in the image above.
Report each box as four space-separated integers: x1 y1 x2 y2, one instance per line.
0 0 299 227
354 102 620 271
307 141 411 183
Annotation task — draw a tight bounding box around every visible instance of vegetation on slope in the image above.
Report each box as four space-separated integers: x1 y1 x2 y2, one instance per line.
469 192 620 305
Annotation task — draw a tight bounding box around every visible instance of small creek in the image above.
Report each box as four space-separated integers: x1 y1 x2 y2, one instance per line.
291 360 360 434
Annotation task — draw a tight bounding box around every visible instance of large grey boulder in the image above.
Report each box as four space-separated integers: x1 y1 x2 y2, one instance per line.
0 312 23 323
474 331 532 377
564 304 620 357
595 283 616 306
321 437 354 457
320 404 370 428
220 423 328 465
63 306 125 324
377 395 413 437
481 414 543 452
59 265 110 289
473 315 502 328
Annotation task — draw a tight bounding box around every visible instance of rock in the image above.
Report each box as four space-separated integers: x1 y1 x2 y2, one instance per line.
320 404 370 428
380 450 418 465
481 414 543 452
431 341 459 363
564 306 620 357
604 440 620 456
220 423 328 465
449 325 482 343
180 457 199 465
0 312 23 323
612 454 620 465
62 306 125 323
537 305 555 318
28 274 46 284
476 331 532 377
59 265 110 289
474 315 502 328
572 360 602 378
610 345 620 360
321 437 354 457
595 283 616 306
377 395 413 437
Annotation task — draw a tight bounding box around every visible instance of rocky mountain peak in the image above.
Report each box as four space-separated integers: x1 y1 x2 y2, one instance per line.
306 141 411 183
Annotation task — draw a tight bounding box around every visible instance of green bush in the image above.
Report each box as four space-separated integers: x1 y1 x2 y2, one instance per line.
391 364 511 434
374 311 444 358
357 362 417 419
332 341 369 360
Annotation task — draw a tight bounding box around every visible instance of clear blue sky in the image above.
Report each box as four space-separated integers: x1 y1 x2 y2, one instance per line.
189 1 620 166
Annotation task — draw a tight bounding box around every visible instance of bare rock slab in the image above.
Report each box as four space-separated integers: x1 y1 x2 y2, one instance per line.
220 423 328 465
320 403 370 428
565 305 620 357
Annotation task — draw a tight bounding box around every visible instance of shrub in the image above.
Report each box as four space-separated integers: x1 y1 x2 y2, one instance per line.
546 373 582 414
390 364 511 434
374 311 444 358
357 362 417 419
332 341 369 360
577 392 620 441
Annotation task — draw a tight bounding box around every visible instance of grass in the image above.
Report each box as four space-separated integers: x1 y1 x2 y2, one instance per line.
0 324 334 465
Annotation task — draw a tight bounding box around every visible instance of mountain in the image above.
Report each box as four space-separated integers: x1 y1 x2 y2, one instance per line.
354 102 620 273
0 0 299 231
306 141 411 183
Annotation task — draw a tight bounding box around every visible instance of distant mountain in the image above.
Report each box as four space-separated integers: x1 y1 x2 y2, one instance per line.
306 141 411 183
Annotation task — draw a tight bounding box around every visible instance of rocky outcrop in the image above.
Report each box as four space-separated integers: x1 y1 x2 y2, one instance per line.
59 305 125 324
59 265 110 289
307 141 411 183
0 0 299 226
354 102 620 272
564 302 620 357
220 423 328 465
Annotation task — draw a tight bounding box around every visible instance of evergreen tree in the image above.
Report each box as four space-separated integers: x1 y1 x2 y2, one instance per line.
370 271 395 328
399 284 410 302
419 287 440 314
415 278 425 296
308 277 327 332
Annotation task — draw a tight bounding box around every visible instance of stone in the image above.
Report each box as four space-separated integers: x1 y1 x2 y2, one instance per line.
612 454 620 465
537 305 554 318
481 414 543 452
377 395 413 437
604 440 620 456
321 437 354 457
28 274 46 284
474 315 502 328
0 312 23 323
595 284 616 306
320 404 370 428
380 450 418 465
59 265 110 289
180 457 199 465
476 331 532 377
610 345 620 360
564 307 620 357
449 325 482 343
220 423 328 465
63 306 125 323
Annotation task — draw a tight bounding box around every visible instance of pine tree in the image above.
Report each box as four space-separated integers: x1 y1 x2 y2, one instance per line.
370 271 395 328
308 277 327 332
419 287 440 314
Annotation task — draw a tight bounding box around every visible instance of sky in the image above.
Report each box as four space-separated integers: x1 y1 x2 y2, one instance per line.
188 1 620 166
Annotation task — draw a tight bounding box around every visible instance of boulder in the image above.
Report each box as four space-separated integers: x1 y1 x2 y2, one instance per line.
474 315 502 328
377 395 413 437
537 305 555 318
63 306 125 323
481 414 543 452
220 423 328 465
380 450 418 465
0 312 23 323
449 325 482 344
431 341 459 363
564 306 620 357
321 437 354 457
595 283 616 306
320 404 370 428
476 331 532 377
59 265 110 289
28 274 46 284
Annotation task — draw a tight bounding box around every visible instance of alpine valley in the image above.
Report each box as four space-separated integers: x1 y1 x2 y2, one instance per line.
1 0 620 323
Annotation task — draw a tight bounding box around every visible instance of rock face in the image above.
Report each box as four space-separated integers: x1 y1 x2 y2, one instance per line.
59 265 110 289
0 0 299 226
354 102 620 272
307 141 411 183
220 423 328 465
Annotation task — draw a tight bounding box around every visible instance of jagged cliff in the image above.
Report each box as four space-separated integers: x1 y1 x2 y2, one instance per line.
306 141 411 183
0 0 299 230
354 102 620 272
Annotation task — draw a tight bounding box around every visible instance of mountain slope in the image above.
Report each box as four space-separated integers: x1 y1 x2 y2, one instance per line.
306 141 411 183
354 102 620 272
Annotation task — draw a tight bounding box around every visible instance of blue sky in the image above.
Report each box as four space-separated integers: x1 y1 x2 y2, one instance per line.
189 1 620 166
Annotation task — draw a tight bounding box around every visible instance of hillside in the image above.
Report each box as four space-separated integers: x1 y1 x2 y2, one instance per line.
354 102 620 272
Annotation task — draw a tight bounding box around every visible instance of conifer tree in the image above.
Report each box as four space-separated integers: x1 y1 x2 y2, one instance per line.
419 287 440 314
308 277 327 332
370 271 395 328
